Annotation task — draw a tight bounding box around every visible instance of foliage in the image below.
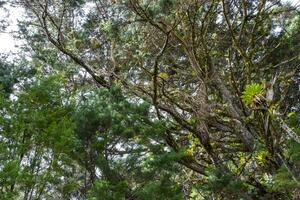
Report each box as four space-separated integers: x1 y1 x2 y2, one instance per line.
0 0 300 199
241 83 265 105
198 166 248 199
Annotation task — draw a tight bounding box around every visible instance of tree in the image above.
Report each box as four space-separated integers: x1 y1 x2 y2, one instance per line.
1 0 299 199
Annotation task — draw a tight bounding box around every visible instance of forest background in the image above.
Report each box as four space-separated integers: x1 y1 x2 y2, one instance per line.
1 0 300 199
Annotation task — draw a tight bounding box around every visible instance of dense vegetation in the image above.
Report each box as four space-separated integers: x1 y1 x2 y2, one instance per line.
0 0 300 199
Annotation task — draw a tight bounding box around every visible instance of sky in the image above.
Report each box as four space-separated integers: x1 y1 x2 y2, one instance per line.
0 5 24 54
0 0 299 54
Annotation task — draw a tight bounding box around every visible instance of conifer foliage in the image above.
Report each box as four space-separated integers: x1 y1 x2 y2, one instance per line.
0 0 300 199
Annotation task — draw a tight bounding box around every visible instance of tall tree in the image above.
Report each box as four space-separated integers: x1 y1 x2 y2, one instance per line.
1 0 299 199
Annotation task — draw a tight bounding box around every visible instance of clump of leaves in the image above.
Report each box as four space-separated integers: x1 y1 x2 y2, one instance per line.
136 175 183 200
88 180 128 200
241 83 264 105
199 166 248 198
158 0 176 14
285 15 300 36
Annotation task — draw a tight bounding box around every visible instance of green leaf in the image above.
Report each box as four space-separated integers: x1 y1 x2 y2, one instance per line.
158 72 169 79
241 83 264 105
